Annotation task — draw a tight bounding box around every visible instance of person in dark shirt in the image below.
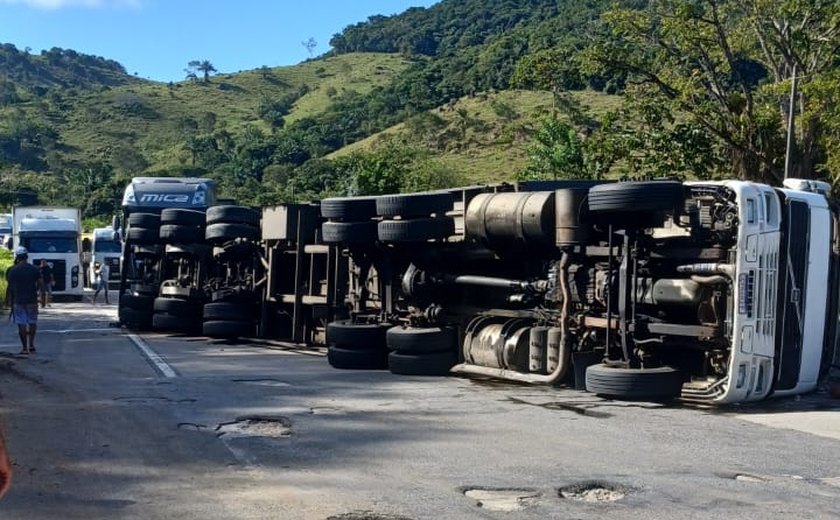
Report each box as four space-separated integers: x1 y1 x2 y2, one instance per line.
5 247 42 355
38 259 54 308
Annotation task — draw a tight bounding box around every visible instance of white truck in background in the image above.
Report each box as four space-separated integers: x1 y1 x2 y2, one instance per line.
87 227 121 289
0 213 12 249
12 207 84 300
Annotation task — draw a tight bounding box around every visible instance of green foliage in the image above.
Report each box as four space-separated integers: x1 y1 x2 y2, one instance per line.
581 0 840 183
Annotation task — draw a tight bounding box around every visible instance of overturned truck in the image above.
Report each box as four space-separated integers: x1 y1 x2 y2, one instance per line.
312 179 839 404
119 176 840 404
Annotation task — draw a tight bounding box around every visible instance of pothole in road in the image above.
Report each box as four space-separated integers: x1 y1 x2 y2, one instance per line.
463 487 541 512
558 481 628 502
215 416 292 439
326 512 414 520
231 378 292 387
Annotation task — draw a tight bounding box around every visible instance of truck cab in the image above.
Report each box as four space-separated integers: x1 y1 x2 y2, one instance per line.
12 207 83 300
88 227 121 289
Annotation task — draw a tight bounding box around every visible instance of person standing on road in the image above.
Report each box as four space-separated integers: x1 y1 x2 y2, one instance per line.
5 247 42 355
92 261 110 304
38 259 54 308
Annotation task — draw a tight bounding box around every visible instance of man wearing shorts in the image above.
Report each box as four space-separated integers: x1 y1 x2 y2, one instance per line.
5 247 42 355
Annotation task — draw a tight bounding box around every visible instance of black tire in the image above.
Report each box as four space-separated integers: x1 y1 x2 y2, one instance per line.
388 351 457 376
320 197 378 221
588 181 684 214
119 293 154 310
203 320 255 338
161 208 206 226
376 192 454 218
203 302 254 321
585 364 684 400
126 227 159 244
322 221 377 244
327 346 388 370
153 297 198 316
160 224 204 244
152 312 197 333
119 307 153 328
128 213 160 228
386 326 458 354
378 217 454 242
206 206 260 226
205 223 260 243
326 320 389 350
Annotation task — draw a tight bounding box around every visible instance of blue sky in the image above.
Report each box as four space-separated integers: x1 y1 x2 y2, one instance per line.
0 0 439 82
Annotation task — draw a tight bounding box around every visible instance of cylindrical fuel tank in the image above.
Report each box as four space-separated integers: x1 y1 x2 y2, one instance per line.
465 191 555 248
529 326 548 374
463 316 532 372
555 188 589 247
546 326 562 372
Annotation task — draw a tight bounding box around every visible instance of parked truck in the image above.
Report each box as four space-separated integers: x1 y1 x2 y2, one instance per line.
85 227 122 289
118 177 840 405
11 207 84 300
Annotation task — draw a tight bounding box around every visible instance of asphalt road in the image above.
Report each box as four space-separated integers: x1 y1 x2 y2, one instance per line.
0 302 839 519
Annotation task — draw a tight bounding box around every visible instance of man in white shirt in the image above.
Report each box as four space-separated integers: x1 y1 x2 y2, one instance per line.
92 262 110 304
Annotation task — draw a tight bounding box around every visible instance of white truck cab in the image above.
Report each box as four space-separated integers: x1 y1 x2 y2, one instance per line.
88 227 121 289
12 207 84 300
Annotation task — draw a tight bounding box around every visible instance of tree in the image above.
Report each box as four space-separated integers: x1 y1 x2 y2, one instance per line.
582 0 840 183
187 60 217 83
302 38 318 59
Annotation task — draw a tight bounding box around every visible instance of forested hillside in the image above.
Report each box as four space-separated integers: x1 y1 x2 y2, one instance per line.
0 0 838 224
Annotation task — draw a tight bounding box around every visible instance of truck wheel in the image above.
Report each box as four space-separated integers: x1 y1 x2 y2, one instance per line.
327 346 388 370
205 223 259 243
386 326 458 354
153 297 196 316
378 217 454 242
160 225 203 244
326 320 389 350
128 213 160 228
320 197 378 221
120 293 155 310
152 312 197 333
203 320 255 338
585 364 684 400
161 208 206 227
206 206 260 226
388 350 457 376
203 302 254 321
322 221 377 244
588 181 684 214
376 192 454 218
126 227 159 244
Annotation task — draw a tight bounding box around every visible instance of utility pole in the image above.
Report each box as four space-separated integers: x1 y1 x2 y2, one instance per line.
784 64 797 180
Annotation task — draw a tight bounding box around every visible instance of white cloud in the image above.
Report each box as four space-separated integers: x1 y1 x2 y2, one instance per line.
0 0 141 9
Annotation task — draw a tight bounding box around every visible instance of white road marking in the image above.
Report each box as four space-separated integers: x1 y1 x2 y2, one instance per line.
127 333 177 378
40 328 116 334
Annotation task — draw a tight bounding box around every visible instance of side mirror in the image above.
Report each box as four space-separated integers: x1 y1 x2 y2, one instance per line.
82 237 92 253
112 215 121 232
5 238 11 251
